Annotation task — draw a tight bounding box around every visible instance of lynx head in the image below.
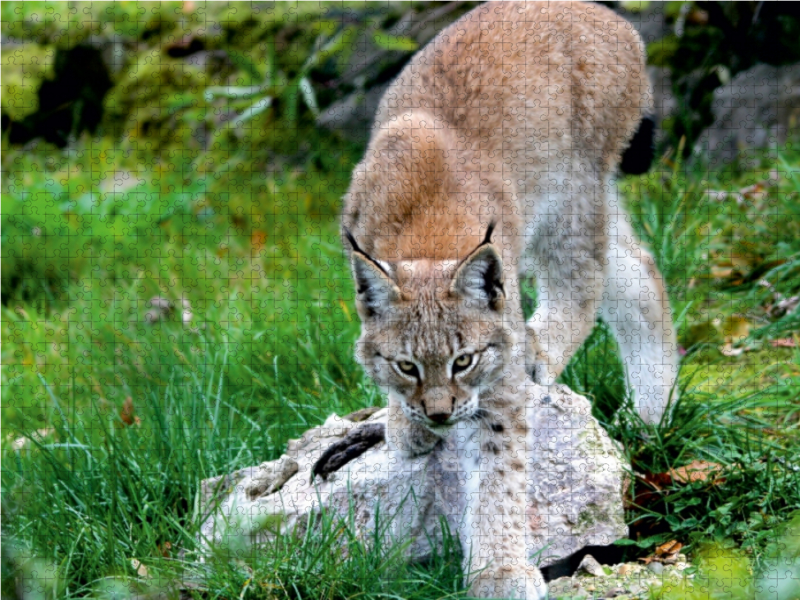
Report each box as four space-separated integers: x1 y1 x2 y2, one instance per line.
346 225 514 436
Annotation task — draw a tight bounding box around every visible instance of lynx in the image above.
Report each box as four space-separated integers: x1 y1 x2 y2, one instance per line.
341 2 677 597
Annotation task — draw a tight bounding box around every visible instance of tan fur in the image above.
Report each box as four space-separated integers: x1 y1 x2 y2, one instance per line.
342 2 679 597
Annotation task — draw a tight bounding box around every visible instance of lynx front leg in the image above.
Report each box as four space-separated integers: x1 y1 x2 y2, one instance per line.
523 216 606 386
458 418 547 600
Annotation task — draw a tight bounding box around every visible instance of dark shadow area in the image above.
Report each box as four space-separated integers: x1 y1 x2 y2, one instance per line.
6 45 112 147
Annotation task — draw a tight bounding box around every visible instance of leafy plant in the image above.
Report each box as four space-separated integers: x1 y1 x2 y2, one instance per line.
204 25 357 129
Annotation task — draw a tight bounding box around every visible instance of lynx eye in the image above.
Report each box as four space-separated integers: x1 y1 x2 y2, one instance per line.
452 353 474 374
395 360 420 379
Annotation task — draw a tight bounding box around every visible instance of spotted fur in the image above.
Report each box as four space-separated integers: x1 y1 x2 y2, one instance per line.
342 2 678 597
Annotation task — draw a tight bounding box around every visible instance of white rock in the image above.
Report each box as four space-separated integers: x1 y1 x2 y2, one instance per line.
198 383 627 569
577 554 606 577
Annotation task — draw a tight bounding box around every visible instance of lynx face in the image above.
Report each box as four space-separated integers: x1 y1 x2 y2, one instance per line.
348 233 514 435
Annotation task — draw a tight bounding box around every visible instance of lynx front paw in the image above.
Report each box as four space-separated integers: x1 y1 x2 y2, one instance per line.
469 565 547 600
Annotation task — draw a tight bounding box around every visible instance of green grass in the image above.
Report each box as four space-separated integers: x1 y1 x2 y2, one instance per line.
4 2 795 597
561 148 800 559
3 109 800 600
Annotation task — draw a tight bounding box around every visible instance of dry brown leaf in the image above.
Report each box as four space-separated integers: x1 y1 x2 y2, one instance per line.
251 230 267 251
669 460 726 485
120 397 142 427
625 471 673 511
130 558 149 578
159 541 172 558
639 540 684 565
655 540 683 558
687 7 709 24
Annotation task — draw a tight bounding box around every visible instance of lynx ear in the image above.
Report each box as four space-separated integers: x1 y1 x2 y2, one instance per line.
450 244 505 312
351 253 401 320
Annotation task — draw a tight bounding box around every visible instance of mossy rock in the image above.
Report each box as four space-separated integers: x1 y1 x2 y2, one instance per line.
1 44 55 121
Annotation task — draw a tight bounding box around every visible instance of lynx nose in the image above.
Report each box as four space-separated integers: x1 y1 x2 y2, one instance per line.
427 411 452 425
421 394 455 425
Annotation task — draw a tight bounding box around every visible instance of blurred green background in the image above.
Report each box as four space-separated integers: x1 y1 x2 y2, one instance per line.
2 2 799 599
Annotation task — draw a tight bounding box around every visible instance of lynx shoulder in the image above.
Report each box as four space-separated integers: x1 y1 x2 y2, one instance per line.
344 0 676 425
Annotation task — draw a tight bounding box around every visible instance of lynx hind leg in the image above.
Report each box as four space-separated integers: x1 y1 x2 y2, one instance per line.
600 232 679 425
523 226 606 386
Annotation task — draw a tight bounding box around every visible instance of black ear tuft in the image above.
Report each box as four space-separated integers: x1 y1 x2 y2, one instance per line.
343 227 363 254
620 115 655 175
450 244 505 312
481 220 496 246
351 253 400 320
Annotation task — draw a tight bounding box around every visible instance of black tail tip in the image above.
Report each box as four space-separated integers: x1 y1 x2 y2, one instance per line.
620 115 655 175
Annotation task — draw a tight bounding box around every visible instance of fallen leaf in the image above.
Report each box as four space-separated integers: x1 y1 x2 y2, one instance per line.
669 460 726 485
130 558 149 578
638 540 684 565
687 7 708 24
251 230 267 252
120 397 142 427
625 471 672 510
770 338 797 348
159 541 172 558
656 540 683 558
628 461 727 512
